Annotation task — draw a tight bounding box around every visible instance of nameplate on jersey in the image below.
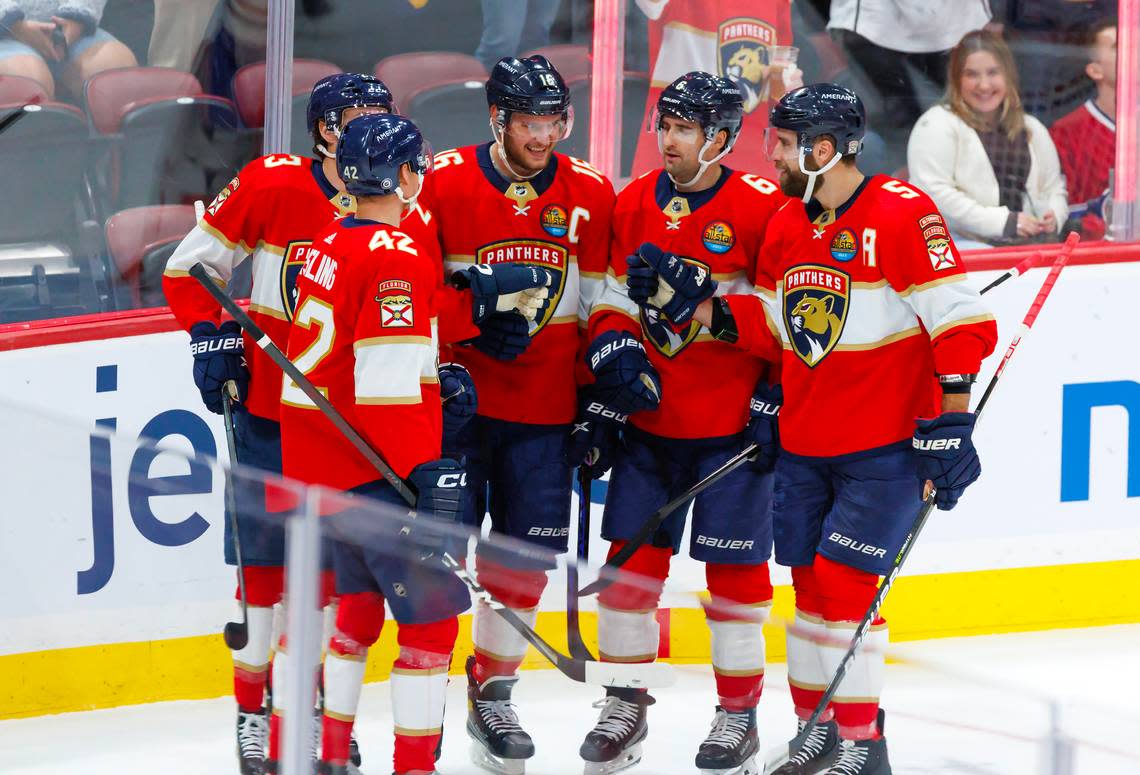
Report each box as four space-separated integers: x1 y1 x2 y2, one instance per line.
639 256 708 358
377 279 414 328
783 264 849 368
718 17 777 114
476 239 568 333
281 240 315 320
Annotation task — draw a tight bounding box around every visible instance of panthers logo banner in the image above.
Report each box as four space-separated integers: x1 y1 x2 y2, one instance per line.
476 239 568 334
783 264 849 368
718 18 777 113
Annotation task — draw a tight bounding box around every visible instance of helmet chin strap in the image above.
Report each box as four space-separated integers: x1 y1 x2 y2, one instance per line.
661 130 732 189
489 117 542 181
317 144 335 159
797 145 843 203
395 172 424 212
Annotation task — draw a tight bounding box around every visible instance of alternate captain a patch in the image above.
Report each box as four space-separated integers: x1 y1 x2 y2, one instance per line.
377 279 414 327
783 264 849 368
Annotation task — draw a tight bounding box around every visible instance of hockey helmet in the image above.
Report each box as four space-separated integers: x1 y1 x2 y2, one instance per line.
307 73 395 137
485 54 571 117
655 71 746 152
768 83 865 158
336 113 431 199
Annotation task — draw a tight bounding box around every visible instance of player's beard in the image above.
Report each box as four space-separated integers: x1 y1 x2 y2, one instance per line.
777 154 821 200
503 134 554 178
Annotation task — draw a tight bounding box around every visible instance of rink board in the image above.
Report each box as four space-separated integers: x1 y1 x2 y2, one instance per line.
1 260 1138 718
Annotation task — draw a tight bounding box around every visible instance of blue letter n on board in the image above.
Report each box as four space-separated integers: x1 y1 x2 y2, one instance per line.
1061 381 1140 502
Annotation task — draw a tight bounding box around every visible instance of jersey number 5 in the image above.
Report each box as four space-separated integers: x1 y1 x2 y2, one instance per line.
282 297 335 409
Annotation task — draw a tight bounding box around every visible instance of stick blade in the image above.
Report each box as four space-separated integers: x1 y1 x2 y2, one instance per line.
583 660 676 689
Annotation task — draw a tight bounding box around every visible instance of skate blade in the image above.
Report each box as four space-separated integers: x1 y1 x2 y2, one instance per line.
584 661 675 689
582 742 643 775
701 755 759 775
469 740 527 775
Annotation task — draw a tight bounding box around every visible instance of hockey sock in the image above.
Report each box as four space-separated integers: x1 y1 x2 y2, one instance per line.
391 618 458 774
233 566 284 712
705 563 772 711
472 556 546 682
596 543 672 664
814 555 887 740
788 565 833 723
322 592 385 765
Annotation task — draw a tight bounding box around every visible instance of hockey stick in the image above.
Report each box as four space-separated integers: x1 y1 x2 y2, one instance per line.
978 250 1042 295
566 467 595 660
221 382 251 650
577 443 758 597
189 262 673 689
766 232 1078 773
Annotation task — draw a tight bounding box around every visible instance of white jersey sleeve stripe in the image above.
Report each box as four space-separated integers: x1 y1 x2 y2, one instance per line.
354 337 434 405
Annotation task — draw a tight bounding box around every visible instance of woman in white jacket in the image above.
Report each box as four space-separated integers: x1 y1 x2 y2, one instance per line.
907 29 1068 248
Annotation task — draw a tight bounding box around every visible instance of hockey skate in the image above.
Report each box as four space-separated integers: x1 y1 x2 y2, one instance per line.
822 711 891 775
769 717 840 774
579 688 654 774
236 707 268 775
695 706 759 775
466 656 535 774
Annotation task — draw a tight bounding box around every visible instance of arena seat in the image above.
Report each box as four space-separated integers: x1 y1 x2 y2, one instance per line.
84 67 204 135
232 58 341 127
520 44 591 82
373 52 486 106
105 205 196 308
0 74 50 107
406 80 492 153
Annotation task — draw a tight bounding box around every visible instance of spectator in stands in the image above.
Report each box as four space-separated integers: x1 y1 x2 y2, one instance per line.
148 0 220 72
474 0 560 71
907 29 1067 248
0 0 136 99
1049 17 1116 240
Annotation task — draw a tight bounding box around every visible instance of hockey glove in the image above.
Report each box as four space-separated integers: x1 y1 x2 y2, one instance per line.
586 330 662 415
470 312 532 361
189 320 249 414
745 380 782 473
913 412 981 511
452 263 551 324
567 393 625 480
629 242 717 325
625 252 660 307
439 362 477 446
407 457 468 558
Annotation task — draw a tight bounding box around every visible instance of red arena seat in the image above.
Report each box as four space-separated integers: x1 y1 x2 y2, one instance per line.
374 52 486 106
521 44 592 82
105 205 196 308
84 66 204 134
232 58 342 127
0 74 50 108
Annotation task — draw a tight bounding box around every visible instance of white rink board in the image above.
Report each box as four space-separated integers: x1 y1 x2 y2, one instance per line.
0 262 1136 655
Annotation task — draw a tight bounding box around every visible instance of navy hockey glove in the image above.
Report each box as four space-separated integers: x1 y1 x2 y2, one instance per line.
452 263 551 324
470 312 532 361
189 321 248 414
745 381 782 473
913 412 981 511
625 253 660 307
629 242 717 325
439 362 477 445
567 394 625 480
586 330 662 415
407 457 467 558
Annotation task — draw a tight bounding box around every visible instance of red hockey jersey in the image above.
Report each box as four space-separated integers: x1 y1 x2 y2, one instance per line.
163 154 357 421
418 143 616 425
724 175 998 458
279 216 441 492
590 167 785 438
630 0 793 180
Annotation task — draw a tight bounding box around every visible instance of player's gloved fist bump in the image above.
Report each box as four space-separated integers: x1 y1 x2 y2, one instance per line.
453 263 551 324
470 312 532 361
407 457 468 558
913 412 981 511
633 242 717 325
586 330 662 415
745 380 782 473
567 394 625 480
189 320 249 414
438 363 477 443
625 252 660 307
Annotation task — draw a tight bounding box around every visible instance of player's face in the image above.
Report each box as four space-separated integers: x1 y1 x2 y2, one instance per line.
960 51 1007 118
658 115 704 179
769 128 814 198
503 113 564 174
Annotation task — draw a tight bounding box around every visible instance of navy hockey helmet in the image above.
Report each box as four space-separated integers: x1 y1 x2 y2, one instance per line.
336 113 431 199
307 73 395 137
655 71 746 151
485 55 571 118
768 83 865 158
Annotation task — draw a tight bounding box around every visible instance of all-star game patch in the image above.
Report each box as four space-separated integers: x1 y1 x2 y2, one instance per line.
919 214 956 270
829 228 858 262
541 204 569 237
377 279 414 327
702 220 736 254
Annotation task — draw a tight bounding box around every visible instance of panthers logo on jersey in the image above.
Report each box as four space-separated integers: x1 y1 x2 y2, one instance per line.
783 264 849 367
640 256 709 358
476 239 568 334
718 18 777 113
280 240 312 320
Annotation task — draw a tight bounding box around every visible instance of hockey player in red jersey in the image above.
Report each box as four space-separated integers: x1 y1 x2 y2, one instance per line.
578 71 784 775
635 84 998 774
276 113 471 775
163 72 396 775
415 54 618 774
